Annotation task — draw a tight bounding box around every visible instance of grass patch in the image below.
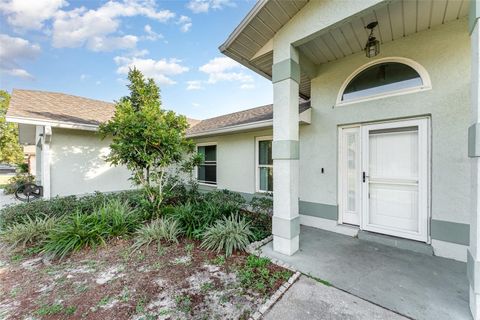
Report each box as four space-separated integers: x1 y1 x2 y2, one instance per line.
307 273 331 286
237 255 292 295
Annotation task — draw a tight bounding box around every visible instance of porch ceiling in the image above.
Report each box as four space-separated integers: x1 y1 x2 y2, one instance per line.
298 0 470 65
221 0 469 99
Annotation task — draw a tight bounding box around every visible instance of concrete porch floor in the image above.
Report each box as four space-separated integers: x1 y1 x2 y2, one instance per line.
261 226 470 320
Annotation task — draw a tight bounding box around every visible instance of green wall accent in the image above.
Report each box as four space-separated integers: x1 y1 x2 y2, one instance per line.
469 123 480 157
272 140 299 160
272 216 300 239
431 219 470 245
272 58 300 84
299 201 338 220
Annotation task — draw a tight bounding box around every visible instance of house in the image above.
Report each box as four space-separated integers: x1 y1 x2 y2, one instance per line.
6 89 136 198
185 0 480 318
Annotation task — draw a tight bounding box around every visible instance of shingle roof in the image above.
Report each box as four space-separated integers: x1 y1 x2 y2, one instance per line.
187 101 311 136
7 89 200 128
7 89 115 126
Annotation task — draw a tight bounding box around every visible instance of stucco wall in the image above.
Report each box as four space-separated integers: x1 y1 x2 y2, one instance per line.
49 128 134 197
304 18 470 225
194 129 272 194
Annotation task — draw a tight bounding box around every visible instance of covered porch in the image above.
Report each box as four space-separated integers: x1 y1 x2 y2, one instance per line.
261 226 469 320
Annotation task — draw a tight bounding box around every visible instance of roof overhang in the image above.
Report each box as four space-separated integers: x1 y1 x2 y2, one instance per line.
187 107 311 138
220 0 469 100
6 116 99 132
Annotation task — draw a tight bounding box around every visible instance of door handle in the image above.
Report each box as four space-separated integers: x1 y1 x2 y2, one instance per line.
362 172 369 183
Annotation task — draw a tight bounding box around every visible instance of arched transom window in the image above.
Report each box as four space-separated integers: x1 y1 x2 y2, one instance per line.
338 58 431 105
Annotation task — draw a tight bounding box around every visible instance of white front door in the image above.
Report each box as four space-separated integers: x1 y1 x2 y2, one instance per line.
339 119 429 242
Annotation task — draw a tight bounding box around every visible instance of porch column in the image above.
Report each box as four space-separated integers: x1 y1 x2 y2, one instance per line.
271 45 300 255
469 2 480 318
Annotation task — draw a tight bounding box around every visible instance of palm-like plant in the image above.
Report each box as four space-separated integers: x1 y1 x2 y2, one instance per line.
201 214 253 257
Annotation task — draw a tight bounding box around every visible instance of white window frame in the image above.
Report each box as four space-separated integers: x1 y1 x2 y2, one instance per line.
336 57 432 107
195 142 217 186
255 136 273 193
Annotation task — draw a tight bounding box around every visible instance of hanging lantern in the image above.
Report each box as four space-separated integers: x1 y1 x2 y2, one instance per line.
365 21 380 58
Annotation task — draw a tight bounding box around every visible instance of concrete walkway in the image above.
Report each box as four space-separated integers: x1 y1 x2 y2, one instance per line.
265 276 407 320
261 226 470 320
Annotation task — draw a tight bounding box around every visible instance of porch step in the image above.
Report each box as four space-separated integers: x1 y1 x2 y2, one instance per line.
357 231 434 256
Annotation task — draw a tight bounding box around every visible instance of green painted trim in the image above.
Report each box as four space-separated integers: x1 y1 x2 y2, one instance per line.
431 219 470 245
197 184 218 192
470 0 480 34
469 123 480 157
272 59 300 84
272 140 299 160
272 216 300 239
299 201 338 220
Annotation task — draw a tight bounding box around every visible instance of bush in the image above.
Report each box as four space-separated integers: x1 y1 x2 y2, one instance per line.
41 199 141 259
201 214 253 257
243 196 273 241
132 218 182 250
0 189 144 228
0 215 58 248
3 172 35 195
41 212 109 259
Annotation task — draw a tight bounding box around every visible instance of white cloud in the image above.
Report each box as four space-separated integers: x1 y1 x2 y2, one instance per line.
192 102 200 107
114 55 189 85
199 57 253 85
186 80 203 90
87 35 138 52
187 0 234 14
0 0 67 30
51 0 175 50
0 34 40 79
240 83 254 90
177 15 192 32
80 74 89 80
144 24 163 41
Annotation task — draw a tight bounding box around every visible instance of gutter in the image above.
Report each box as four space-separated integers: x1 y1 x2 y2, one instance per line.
6 116 99 132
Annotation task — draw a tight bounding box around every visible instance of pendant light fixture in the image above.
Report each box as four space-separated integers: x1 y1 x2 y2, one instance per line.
365 21 380 58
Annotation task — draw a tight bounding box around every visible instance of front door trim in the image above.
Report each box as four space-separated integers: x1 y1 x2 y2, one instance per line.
338 117 431 243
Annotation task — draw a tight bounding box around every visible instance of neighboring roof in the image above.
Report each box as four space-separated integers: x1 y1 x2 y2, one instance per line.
187 101 311 137
7 89 115 128
7 89 201 130
219 0 310 97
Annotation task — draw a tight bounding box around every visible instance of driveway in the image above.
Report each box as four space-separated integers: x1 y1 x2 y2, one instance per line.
0 189 19 209
264 276 407 320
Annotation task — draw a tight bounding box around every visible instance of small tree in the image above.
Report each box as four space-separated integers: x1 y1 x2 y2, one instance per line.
99 68 199 207
0 90 24 164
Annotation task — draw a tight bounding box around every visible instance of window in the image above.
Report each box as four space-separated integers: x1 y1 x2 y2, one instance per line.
197 144 217 185
256 137 273 192
338 58 431 105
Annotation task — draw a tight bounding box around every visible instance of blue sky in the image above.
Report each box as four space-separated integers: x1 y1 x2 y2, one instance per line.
0 0 273 119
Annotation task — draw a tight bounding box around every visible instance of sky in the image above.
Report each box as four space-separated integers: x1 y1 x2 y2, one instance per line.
0 0 273 119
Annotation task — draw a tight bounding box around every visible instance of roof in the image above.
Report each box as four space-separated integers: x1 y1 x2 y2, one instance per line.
187 100 311 137
7 89 200 130
7 89 115 128
219 0 310 97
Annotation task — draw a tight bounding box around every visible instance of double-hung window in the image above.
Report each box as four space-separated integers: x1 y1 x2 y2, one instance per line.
256 137 273 192
197 143 217 185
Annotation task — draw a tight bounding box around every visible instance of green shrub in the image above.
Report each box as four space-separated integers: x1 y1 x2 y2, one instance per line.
3 172 35 195
132 218 182 250
166 202 202 238
41 199 141 259
41 212 110 259
0 215 58 248
94 199 140 236
237 255 292 295
201 214 253 257
242 196 272 241
0 189 144 228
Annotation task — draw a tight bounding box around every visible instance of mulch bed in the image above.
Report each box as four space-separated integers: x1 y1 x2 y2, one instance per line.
0 238 289 320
